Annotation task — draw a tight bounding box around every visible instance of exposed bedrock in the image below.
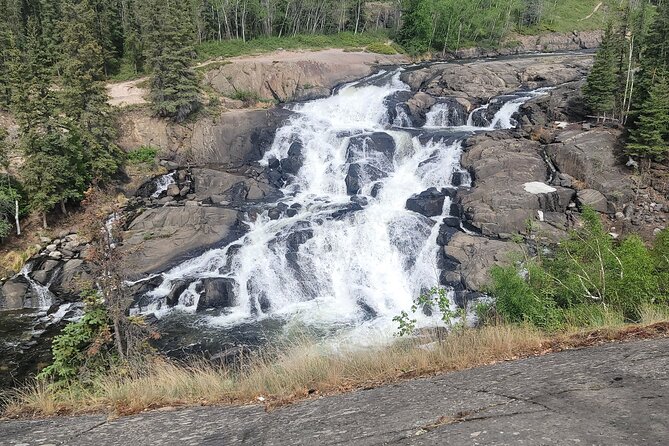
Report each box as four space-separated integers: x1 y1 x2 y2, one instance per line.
456 131 575 240
400 54 593 103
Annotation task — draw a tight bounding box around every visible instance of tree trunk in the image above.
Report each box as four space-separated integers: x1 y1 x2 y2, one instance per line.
60 199 68 216
15 199 20 236
42 212 48 229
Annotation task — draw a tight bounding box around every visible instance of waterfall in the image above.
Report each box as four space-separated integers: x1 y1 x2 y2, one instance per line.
425 102 466 127
19 262 57 309
152 172 176 198
136 71 549 339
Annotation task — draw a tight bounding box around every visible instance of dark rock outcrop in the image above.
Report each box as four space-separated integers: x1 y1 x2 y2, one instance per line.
196 278 236 312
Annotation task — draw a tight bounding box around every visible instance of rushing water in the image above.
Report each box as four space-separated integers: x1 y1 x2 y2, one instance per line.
135 70 548 343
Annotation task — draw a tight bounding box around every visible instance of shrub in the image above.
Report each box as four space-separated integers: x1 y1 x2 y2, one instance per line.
230 89 261 105
38 293 114 382
489 207 669 329
366 42 397 55
126 146 158 165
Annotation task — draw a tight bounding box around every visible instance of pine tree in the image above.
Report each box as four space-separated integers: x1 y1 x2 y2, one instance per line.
60 0 121 181
0 28 18 109
13 20 88 227
583 22 619 119
626 73 669 160
141 0 201 122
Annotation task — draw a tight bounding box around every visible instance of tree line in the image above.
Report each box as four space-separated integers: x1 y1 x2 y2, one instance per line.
583 0 669 159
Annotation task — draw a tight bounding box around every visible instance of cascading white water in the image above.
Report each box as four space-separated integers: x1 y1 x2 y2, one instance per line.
152 172 176 198
137 71 549 340
19 262 57 309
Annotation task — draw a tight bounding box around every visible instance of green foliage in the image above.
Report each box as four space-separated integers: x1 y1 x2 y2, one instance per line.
195 31 392 61
366 42 397 55
489 208 669 329
626 73 669 159
489 263 561 329
229 89 261 105
60 0 122 181
583 22 619 117
141 0 201 122
393 287 463 336
126 146 158 165
39 293 113 382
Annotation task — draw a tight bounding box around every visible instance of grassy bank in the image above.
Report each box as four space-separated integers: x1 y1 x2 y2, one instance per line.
195 31 399 61
4 310 668 418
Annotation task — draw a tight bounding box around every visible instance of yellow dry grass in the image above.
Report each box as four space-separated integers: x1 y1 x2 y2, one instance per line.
3 320 667 418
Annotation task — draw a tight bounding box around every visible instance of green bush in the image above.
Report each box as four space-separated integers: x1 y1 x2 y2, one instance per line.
366 42 397 55
126 146 158 165
489 208 669 329
39 293 113 382
230 89 261 104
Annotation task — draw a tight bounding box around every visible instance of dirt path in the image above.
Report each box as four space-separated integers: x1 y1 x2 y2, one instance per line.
106 49 408 108
106 79 149 107
2 337 667 445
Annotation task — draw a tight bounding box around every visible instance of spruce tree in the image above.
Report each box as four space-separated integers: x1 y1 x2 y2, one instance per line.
60 0 121 181
627 73 669 160
0 28 18 109
583 22 619 119
13 20 88 227
141 0 201 122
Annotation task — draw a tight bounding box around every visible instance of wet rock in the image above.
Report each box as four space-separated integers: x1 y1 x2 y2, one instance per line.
406 188 456 218
165 280 191 307
331 203 364 220
345 163 385 195
350 196 369 207
346 133 396 163
1 277 30 309
371 183 383 198
122 207 243 277
166 184 181 197
268 207 282 220
196 278 236 311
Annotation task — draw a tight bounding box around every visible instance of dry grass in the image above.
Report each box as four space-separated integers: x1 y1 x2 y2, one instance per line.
3 320 668 418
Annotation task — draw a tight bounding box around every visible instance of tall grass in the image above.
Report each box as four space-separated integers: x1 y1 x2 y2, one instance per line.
3 324 548 417
6 318 667 418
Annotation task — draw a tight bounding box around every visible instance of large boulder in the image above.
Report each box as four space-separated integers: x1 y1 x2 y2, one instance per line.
406 188 456 217
444 233 522 291
345 163 385 195
196 278 236 312
546 128 634 213
118 108 294 169
122 207 243 277
346 133 396 164
1 277 30 310
519 81 589 127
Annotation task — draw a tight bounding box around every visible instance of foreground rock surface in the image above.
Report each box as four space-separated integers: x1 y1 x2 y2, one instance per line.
2 338 667 446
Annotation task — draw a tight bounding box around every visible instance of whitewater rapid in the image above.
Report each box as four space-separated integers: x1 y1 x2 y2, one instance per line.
136 69 547 341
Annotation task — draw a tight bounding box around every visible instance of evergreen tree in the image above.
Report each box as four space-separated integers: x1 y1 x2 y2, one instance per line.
60 0 121 181
626 73 669 160
13 21 88 227
141 0 201 122
632 1 669 117
0 28 18 109
583 22 619 119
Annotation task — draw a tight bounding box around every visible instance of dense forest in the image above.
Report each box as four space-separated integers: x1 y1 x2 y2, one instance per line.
0 0 666 236
582 0 669 159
